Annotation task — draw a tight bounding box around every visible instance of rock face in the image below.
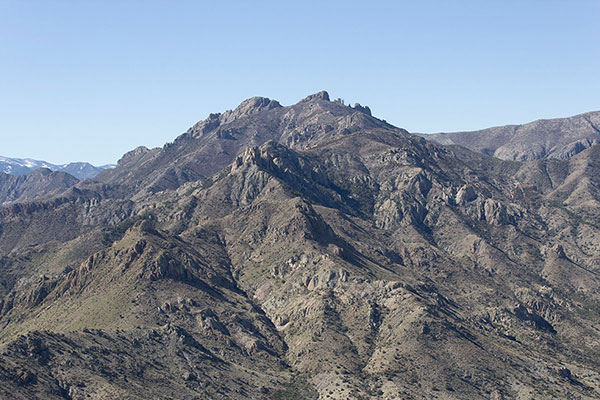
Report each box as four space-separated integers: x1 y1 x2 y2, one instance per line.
456 185 477 204
421 110 600 161
1 92 600 399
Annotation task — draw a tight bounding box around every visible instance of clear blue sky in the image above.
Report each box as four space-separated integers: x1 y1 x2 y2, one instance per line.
1 1 599 165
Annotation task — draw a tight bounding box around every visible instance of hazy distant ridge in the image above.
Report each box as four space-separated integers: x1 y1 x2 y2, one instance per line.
421 110 600 161
0 156 114 179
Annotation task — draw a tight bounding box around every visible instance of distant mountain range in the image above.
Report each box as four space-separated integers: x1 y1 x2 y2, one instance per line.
421 110 600 161
0 156 114 179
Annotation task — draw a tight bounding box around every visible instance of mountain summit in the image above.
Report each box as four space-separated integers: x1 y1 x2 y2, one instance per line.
1 93 600 399
96 91 388 195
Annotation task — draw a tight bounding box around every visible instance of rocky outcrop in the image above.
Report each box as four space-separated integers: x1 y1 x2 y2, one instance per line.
456 185 477 204
351 103 372 116
299 90 330 103
513 304 556 333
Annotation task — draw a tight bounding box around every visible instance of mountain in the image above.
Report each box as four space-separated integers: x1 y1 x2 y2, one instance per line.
1 92 600 399
0 156 115 179
96 91 384 195
0 168 79 206
421 110 600 161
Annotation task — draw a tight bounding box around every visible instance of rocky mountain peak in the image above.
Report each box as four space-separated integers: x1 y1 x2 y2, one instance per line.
224 96 282 122
298 90 330 103
118 146 151 165
184 97 281 139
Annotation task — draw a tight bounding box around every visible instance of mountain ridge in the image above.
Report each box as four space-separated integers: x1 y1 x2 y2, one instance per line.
0 168 79 206
96 90 389 196
420 110 600 161
1 92 600 399
0 156 115 180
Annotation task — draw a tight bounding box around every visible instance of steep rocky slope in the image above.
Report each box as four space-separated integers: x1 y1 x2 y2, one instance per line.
422 111 600 161
1 93 600 399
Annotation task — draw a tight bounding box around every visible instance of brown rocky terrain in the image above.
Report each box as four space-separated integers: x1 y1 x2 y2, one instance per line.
1 92 600 399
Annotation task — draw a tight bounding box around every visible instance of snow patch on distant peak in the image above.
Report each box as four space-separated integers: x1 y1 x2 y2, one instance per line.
0 156 114 179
